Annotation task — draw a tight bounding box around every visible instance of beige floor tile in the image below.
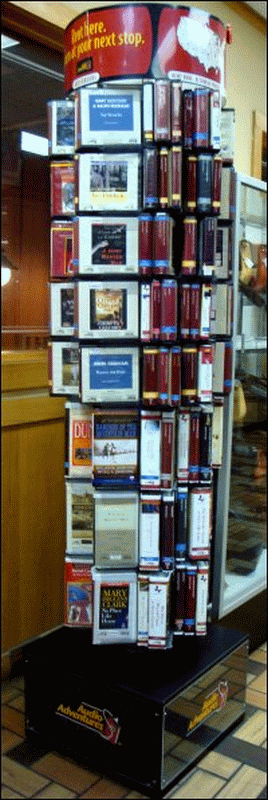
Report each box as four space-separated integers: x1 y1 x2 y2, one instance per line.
1 708 25 739
1 755 50 797
34 753 99 794
246 672 257 685
168 768 225 798
195 664 228 689
248 671 267 693
214 764 266 798
1 729 24 754
259 643 267 651
7 696 25 713
124 792 148 799
245 687 267 710
262 740 267 748
197 751 241 779
250 649 267 664
233 709 267 745
79 777 129 798
1 785 24 799
32 782 77 798
1 687 21 705
10 679 24 692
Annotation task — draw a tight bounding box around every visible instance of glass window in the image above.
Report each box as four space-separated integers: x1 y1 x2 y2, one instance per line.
1 34 64 350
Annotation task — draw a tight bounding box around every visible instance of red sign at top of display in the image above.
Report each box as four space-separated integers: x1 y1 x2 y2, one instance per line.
157 7 226 87
64 5 153 92
64 4 227 95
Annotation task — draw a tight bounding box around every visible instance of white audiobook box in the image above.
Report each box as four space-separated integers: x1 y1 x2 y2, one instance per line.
80 346 139 403
77 152 141 212
49 340 79 396
50 282 75 337
75 85 141 147
94 490 139 569
65 480 94 558
73 215 139 275
77 280 139 339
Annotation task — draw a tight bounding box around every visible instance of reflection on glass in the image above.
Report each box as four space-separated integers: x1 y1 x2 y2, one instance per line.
226 182 266 580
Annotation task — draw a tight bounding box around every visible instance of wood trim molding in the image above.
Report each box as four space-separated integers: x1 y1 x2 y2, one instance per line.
2 350 50 391
251 111 267 179
1 393 66 427
224 1 267 34
1 0 64 52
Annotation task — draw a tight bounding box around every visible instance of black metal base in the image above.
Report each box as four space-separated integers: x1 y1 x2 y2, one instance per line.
23 624 249 798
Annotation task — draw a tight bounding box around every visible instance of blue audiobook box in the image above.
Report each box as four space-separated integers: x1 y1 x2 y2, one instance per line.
89 95 134 131
89 353 133 391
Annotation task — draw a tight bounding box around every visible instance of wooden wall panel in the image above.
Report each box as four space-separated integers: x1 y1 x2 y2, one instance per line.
2 156 50 340
1 419 65 653
20 156 50 328
1 352 66 656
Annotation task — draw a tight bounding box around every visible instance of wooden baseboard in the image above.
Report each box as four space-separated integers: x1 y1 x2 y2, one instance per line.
2 647 25 682
1 652 11 681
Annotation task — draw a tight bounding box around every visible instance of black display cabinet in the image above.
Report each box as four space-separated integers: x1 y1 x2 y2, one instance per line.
24 624 248 798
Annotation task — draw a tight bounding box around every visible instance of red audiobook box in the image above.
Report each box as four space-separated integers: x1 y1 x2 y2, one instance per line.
170 147 182 209
50 221 74 278
153 213 172 275
212 156 222 214
171 347 181 406
171 82 182 144
196 154 212 214
185 155 197 213
159 148 169 209
154 79 170 141
160 494 175 570
151 279 161 339
197 344 213 403
142 348 159 406
180 283 191 338
159 347 169 405
160 279 178 341
143 82 154 143
143 148 158 209
181 347 197 404
189 408 201 483
161 410 175 489
184 563 197 635
50 161 75 217
181 217 197 275
139 214 153 275
174 564 186 635
190 283 201 340
193 88 209 148
182 90 193 149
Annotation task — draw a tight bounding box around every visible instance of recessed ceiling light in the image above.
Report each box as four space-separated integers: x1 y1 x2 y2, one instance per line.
1 34 20 50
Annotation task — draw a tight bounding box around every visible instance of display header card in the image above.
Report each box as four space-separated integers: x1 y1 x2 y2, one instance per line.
80 346 139 403
75 86 141 147
73 216 139 274
78 152 140 211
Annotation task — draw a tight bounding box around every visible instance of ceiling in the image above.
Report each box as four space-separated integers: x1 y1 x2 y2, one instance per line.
1 36 65 138
244 1 267 18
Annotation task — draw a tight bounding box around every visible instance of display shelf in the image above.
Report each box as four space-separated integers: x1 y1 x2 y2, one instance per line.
223 549 267 615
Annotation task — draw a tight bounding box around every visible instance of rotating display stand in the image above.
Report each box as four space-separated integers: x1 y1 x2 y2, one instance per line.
25 4 248 795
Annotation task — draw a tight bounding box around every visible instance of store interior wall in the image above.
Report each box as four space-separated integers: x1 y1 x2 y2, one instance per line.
9 1 267 177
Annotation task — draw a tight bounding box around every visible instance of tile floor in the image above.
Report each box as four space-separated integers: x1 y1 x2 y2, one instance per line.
1 642 266 799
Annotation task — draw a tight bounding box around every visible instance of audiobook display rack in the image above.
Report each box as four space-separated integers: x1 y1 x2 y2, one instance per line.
24 6 249 796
